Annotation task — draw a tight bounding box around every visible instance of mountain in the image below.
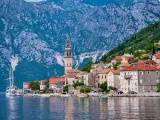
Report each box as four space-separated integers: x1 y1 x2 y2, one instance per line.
99 20 160 63
0 0 160 91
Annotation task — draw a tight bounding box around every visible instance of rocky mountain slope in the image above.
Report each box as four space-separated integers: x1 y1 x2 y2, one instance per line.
0 0 160 91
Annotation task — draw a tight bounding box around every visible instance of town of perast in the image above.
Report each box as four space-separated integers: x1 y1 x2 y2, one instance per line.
0 0 160 120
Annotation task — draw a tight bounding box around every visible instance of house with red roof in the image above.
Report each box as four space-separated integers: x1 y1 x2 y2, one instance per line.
65 74 77 85
111 56 122 64
121 53 135 63
49 77 65 92
23 82 31 94
120 61 160 93
40 80 47 90
152 53 160 64
76 72 89 86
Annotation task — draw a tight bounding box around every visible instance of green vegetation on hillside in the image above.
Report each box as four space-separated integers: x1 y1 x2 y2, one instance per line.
100 20 160 62
81 61 92 72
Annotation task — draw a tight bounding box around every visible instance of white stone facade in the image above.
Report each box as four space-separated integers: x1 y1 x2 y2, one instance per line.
120 71 138 93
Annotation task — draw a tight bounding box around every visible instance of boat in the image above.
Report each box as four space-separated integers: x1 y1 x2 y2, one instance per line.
77 93 88 98
99 94 108 98
16 89 23 96
61 94 71 97
88 92 99 97
6 56 20 96
6 86 17 96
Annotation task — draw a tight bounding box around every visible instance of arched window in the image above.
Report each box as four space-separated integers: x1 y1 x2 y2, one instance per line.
67 52 69 56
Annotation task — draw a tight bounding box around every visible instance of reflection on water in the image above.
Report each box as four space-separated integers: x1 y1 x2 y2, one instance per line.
1 94 160 120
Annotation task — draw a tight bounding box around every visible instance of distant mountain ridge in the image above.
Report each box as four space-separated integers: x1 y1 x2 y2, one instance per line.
0 0 160 91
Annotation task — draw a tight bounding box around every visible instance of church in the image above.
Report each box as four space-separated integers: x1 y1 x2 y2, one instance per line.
64 37 81 75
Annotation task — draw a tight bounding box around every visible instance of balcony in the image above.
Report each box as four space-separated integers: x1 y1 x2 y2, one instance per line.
124 75 132 79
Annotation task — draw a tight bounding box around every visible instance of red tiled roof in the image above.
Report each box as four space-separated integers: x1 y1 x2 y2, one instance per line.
98 69 111 74
49 77 65 83
23 82 30 85
40 80 47 83
110 69 120 75
120 63 131 67
124 56 134 60
141 54 149 57
141 60 157 65
153 54 160 59
121 61 159 71
66 74 76 78
113 56 122 61
67 69 81 73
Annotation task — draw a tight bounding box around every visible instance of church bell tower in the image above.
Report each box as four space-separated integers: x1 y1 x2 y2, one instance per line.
64 36 72 74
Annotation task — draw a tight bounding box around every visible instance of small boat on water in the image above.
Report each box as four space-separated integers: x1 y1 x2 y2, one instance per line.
77 93 88 98
6 86 17 96
6 56 22 96
61 94 71 97
88 92 99 97
99 94 108 98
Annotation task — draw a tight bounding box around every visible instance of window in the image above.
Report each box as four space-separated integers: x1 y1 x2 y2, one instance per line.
157 71 159 75
140 79 143 84
105 75 106 79
102 75 103 79
148 71 150 74
156 79 160 83
140 71 143 75
98 76 100 79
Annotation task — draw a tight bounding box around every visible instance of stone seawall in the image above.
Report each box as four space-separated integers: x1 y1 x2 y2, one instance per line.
109 93 160 97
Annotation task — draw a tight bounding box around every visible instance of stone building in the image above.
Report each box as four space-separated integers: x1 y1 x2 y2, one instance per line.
107 69 120 89
97 68 110 84
120 61 160 93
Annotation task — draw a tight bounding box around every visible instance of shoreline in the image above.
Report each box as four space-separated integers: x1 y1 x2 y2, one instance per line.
23 93 160 98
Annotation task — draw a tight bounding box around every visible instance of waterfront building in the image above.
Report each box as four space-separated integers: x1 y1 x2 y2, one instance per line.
76 72 89 86
97 69 110 84
107 69 120 89
49 77 65 92
119 63 131 70
88 64 105 88
23 82 31 93
120 61 160 93
40 80 47 91
152 53 160 64
65 74 77 85
64 37 72 74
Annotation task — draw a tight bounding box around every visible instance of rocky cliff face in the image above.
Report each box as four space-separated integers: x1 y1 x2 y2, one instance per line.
0 0 159 91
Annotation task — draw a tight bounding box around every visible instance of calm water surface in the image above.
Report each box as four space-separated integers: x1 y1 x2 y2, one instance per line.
0 93 160 120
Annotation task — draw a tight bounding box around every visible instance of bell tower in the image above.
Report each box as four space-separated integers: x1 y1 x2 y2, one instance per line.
64 36 72 74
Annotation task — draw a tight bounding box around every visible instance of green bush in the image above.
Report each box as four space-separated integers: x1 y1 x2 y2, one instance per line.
63 85 69 92
73 81 84 88
100 81 109 92
80 87 91 93
29 81 40 90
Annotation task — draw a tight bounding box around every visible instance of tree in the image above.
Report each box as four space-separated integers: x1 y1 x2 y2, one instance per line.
29 81 40 90
80 87 91 93
63 85 69 93
100 81 109 92
73 81 84 88
81 61 92 72
113 62 121 70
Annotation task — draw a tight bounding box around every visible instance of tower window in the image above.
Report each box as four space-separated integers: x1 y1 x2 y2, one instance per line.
67 52 69 56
